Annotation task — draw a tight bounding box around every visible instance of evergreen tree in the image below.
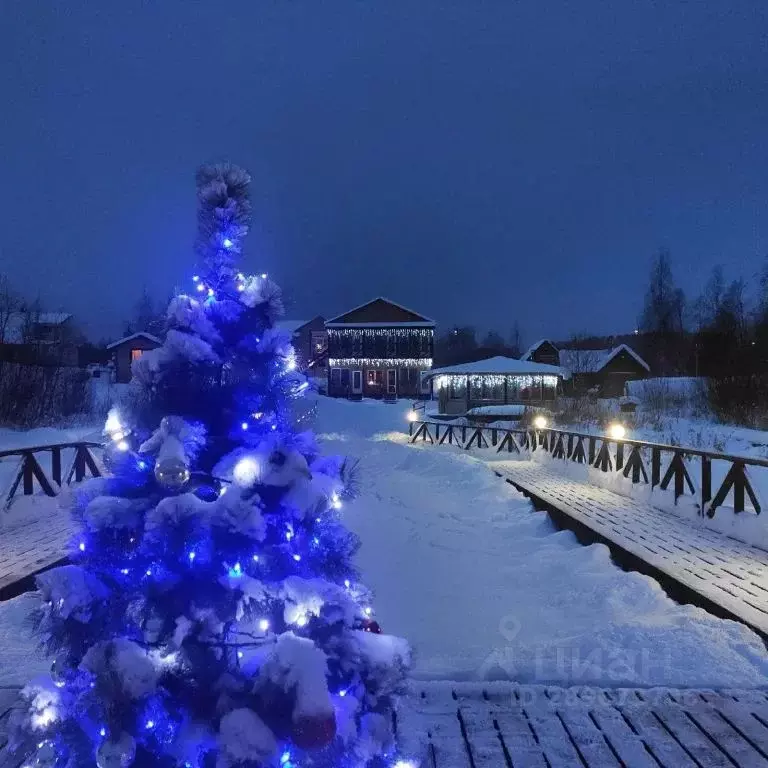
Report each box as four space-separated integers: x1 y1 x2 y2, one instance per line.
11 164 409 768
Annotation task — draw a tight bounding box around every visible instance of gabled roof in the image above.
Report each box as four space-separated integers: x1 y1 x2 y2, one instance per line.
276 319 311 335
424 355 563 379
276 316 326 335
559 344 650 373
326 297 435 327
520 339 558 361
106 332 162 350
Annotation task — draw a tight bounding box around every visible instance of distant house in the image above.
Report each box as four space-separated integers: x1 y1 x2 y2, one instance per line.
523 340 649 397
326 297 435 399
423 356 563 416
276 317 327 373
107 332 162 383
0 311 79 366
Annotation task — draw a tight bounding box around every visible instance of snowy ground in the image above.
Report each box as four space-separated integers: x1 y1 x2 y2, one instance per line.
2 399 768 690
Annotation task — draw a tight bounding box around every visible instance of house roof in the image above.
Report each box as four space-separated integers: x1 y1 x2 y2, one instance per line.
276 319 311 335
326 297 435 327
520 339 557 361
424 355 563 379
559 344 650 373
106 332 162 350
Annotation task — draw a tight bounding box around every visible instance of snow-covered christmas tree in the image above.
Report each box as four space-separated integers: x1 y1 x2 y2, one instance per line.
12 164 409 768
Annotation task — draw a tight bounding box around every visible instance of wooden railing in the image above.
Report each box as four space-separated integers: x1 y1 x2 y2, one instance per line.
409 420 768 517
0 441 103 511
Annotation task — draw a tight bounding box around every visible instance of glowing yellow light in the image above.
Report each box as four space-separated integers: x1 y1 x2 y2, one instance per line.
407 410 419 423
608 422 626 440
533 415 548 430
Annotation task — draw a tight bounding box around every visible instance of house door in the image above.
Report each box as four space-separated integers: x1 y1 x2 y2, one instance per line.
387 369 397 395
352 370 363 395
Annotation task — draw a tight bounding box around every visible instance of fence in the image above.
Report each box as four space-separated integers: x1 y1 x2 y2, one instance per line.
0 441 103 511
408 420 768 516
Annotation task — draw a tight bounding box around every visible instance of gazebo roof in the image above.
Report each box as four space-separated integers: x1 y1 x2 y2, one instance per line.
424 355 563 379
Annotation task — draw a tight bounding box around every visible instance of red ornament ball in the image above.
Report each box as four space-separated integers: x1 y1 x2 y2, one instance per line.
363 618 382 634
292 712 337 750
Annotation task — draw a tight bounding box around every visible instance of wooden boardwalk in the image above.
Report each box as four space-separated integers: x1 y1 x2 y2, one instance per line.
4 682 768 767
399 681 768 767
496 460 768 639
0 510 74 600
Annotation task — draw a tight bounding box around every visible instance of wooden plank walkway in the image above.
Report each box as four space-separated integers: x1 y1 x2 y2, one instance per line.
400 681 768 767
0 510 74 600
3 682 768 767
495 460 768 639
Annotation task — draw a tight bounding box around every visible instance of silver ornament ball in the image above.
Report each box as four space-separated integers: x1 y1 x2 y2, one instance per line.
50 655 70 688
96 732 136 768
154 457 190 490
31 740 58 768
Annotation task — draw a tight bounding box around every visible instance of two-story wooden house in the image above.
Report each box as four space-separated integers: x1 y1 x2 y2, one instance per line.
326 298 435 399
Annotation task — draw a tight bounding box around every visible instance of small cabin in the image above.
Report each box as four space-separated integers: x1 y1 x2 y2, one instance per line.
423 356 563 416
277 317 327 373
107 332 162 383
523 340 649 398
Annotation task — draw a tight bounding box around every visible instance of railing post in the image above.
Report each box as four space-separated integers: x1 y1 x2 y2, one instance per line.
588 436 595 465
615 442 624 472
22 453 34 495
674 451 684 502
651 447 661 489
51 447 62 486
734 463 745 513
567 433 574 459
491 428 497 447
701 456 712 515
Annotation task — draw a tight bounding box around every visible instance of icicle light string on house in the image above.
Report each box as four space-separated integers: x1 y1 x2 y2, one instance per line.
434 374 560 390
328 357 432 368
12 163 410 768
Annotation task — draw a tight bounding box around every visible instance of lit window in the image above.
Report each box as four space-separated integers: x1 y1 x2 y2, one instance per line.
131 349 144 362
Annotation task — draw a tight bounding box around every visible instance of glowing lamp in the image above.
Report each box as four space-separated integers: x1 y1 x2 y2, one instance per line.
259 619 270 631
392 761 418 768
207 288 215 297
608 422 627 440
533 415 548 430
261 273 267 279
116 440 129 452
407 410 418 423
196 283 205 292
233 456 260 486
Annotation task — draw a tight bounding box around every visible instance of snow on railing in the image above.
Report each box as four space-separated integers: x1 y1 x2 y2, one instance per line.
408 420 768 517
0 441 103 512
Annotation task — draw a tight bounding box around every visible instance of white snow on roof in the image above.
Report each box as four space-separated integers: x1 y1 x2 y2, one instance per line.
559 344 650 373
520 339 557 361
425 355 563 378
106 332 162 349
276 319 310 335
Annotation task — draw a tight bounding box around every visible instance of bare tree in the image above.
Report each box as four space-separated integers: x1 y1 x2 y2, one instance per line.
0 274 21 344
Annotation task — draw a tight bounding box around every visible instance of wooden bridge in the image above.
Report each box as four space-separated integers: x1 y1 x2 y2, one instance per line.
0 441 102 598
410 420 768 639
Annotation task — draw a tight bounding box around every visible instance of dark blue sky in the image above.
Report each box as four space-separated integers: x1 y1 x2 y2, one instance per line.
2 2 767 343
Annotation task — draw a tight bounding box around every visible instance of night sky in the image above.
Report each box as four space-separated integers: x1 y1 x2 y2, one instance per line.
2 2 767 343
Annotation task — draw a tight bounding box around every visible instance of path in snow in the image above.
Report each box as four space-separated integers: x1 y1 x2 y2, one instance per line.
2 400 768 689
316 398 768 688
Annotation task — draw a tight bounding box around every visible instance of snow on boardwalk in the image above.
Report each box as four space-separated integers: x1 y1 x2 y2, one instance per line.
496 460 768 638
398 681 768 767
317 399 768 689
0 503 73 597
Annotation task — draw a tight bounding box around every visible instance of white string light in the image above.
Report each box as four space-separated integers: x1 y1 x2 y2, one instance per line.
328 358 432 368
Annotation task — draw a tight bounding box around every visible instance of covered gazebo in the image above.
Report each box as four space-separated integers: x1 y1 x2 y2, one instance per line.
423 355 563 416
